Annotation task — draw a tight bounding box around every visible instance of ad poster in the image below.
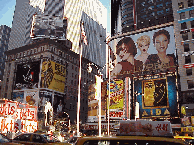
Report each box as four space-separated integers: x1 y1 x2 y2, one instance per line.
109 25 176 79
41 60 66 93
24 91 39 107
53 92 64 118
14 61 40 90
107 79 124 119
134 73 178 118
30 14 67 40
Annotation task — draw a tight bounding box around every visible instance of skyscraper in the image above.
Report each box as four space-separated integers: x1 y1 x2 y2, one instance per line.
111 0 174 35
0 25 11 81
8 0 107 67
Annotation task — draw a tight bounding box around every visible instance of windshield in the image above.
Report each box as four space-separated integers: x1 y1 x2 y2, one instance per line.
42 134 60 143
0 134 10 143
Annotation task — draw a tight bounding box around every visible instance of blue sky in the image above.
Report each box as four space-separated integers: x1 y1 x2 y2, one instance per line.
0 0 111 33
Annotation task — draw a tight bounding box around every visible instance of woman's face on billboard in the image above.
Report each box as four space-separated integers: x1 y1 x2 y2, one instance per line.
154 34 169 53
118 43 131 61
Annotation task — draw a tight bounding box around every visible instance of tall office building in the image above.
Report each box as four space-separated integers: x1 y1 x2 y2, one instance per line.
8 0 107 67
0 25 11 81
111 0 174 35
172 0 194 106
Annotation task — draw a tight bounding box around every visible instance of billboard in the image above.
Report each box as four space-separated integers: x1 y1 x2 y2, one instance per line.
41 60 66 93
30 14 67 40
12 92 24 103
107 79 124 119
14 61 40 90
134 73 178 118
109 25 176 79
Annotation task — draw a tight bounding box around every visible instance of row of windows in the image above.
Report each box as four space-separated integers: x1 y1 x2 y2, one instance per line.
122 1 133 9
122 6 133 14
122 13 133 19
179 9 194 19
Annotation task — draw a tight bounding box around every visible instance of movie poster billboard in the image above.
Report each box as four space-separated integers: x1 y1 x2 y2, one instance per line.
14 61 40 90
107 79 124 119
41 60 66 93
30 14 67 40
109 24 176 79
134 73 178 118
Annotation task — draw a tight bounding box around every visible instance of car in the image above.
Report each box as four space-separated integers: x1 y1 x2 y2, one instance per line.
174 136 194 145
0 133 21 145
75 135 186 145
64 136 79 145
12 133 69 145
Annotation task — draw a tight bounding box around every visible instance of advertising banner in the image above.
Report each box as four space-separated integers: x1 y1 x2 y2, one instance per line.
41 60 66 93
109 25 176 79
30 14 67 40
53 92 64 118
14 61 40 90
107 79 124 119
134 73 178 118
24 91 39 107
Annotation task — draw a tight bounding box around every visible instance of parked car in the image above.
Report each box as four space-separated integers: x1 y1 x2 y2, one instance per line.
12 133 69 145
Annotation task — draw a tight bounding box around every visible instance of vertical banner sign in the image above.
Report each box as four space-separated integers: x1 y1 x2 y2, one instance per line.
107 79 124 119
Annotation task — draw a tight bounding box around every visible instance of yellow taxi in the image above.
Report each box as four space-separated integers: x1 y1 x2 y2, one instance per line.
174 136 194 144
75 135 186 145
75 120 186 145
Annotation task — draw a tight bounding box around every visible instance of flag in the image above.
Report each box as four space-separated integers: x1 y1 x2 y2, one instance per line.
81 23 88 45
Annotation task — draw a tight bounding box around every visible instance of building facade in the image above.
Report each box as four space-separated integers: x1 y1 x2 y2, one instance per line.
8 0 107 68
172 0 194 107
2 38 99 124
111 0 174 35
0 25 11 81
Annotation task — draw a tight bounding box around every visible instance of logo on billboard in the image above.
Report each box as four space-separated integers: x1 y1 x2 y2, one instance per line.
41 60 66 93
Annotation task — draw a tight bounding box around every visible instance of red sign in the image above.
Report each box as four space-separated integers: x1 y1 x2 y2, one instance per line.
183 63 194 68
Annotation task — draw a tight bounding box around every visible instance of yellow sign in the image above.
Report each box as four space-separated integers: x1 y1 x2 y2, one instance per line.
41 60 66 93
107 80 124 110
181 127 194 132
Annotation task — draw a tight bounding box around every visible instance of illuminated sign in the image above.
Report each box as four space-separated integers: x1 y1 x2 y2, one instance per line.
183 63 194 68
109 25 176 79
134 73 178 118
14 61 40 90
41 60 66 93
107 79 124 119
0 100 37 133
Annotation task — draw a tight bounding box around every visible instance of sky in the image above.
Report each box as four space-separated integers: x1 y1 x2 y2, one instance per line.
0 0 111 33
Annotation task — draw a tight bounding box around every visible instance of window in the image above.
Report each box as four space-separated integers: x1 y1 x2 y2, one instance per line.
186 67 192 76
181 22 187 30
156 3 163 8
180 12 185 19
187 80 194 89
157 10 164 15
182 33 188 41
178 2 184 9
190 10 194 17
184 44 190 52
185 55 191 64
188 0 194 7
191 20 194 28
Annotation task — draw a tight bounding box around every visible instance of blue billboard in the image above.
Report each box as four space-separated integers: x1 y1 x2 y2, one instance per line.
134 73 178 118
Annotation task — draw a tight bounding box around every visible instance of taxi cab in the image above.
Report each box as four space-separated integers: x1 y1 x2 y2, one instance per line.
174 136 194 144
75 120 186 145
